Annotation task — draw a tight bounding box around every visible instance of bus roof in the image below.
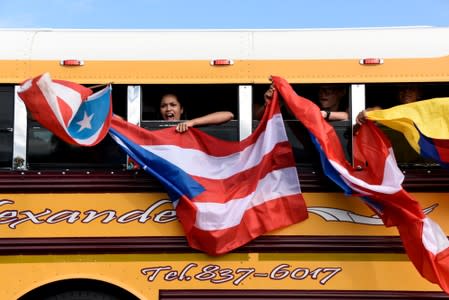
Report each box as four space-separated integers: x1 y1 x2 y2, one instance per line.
2 26 449 60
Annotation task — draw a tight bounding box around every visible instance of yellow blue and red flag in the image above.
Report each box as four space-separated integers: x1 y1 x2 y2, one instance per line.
366 98 449 167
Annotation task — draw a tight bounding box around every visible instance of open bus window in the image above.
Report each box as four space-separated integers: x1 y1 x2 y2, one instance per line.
276 120 351 167
365 82 449 168
366 82 449 110
252 84 352 167
140 84 239 141
0 86 14 169
366 83 426 110
26 84 127 170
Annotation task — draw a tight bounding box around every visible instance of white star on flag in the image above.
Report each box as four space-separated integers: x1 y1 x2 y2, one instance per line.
77 111 94 132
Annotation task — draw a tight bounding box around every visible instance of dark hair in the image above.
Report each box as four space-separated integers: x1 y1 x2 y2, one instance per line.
318 85 349 111
158 93 187 120
160 93 183 106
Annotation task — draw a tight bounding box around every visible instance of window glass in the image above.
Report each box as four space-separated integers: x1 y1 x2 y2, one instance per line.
0 86 14 128
0 86 14 168
0 132 13 168
27 129 125 169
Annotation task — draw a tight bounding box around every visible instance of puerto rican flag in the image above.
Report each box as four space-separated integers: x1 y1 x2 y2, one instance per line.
109 90 308 255
272 75 449 294
17 72 112 146
17 73 308 255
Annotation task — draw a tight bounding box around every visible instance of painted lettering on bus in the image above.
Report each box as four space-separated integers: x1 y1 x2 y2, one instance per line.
0 199 177 229
141 263 342 286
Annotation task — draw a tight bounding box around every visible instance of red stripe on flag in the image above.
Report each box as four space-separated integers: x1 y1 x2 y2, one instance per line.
181 194 307 255
434 139 449 164
192 141 296 203
57 96 74 127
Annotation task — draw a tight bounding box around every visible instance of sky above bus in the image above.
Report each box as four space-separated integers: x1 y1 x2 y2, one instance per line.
1 0 448 29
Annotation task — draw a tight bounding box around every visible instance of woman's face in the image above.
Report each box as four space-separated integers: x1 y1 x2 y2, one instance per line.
160 94 183 121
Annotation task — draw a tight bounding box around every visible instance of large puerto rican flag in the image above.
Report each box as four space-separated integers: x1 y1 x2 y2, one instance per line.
109 89 308 255
18 73 308 256
17 72 112 146
272 75 449 294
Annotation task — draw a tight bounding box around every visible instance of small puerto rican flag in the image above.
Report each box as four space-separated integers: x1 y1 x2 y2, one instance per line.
17 72 112 146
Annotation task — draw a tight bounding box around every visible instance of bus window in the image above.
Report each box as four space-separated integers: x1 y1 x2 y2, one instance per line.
365 83 428 110
0 86 14 169
365 83 446 167
26 84 127 170
252 83 352 167
140 84 239 141
27 131 126 170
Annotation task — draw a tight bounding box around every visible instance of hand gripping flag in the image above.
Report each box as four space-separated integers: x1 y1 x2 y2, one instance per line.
271 75 449 294
109 90 308 255
17 72 112 146
366 98 449 168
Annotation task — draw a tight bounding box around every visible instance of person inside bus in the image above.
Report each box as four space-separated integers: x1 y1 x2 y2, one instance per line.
256 83 350 162
355 84 423 125
254 84 275 120
355 84 426 165
256 83 349 122
159 93 234 133
317 85 349 121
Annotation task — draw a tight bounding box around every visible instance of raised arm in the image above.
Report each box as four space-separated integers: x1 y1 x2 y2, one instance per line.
255 84 275 120
176 111 234 133
355 106 382 125
320 110 349 121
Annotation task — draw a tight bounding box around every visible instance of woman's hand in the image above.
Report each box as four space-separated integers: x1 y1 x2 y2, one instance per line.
176 120 194 133
320 110 328 119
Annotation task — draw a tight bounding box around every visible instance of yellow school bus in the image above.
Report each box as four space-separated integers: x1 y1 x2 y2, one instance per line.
0 27 449 299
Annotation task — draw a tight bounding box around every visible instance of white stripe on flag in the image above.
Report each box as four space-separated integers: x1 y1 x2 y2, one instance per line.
37 73 82 129
144 113 288 179
422 217 449 255
329 149 403 195
194 166 300 231
53 81 83 125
